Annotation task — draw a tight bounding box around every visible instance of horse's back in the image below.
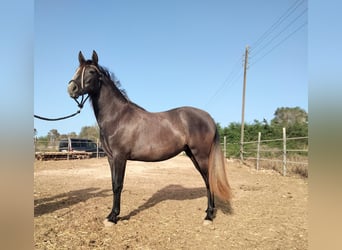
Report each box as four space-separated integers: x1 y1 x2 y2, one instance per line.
171 106 216 133
166 106 217 150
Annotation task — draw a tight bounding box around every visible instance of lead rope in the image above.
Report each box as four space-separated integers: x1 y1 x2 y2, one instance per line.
34 64 100 121
34 95 89 121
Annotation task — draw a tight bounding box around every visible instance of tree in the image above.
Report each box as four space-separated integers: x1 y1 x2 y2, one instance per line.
59 132 78 139
271 107 308 128
79 124 100 141
34 128 37 142
48 129 59 140
215 106 308 158
47 129 60 146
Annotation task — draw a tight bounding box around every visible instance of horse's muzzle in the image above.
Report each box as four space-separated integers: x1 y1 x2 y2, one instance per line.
68 81 79 98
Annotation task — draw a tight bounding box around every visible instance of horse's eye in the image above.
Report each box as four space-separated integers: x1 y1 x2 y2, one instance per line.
89 70 96 74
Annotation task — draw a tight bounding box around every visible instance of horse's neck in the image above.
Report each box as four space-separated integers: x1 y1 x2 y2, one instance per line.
91 81 128 123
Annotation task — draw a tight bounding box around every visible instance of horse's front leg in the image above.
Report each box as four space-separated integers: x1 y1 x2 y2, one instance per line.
107 156 127 224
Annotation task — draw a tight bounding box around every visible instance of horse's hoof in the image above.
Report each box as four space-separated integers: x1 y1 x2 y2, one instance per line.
203 219 213 226
103 219 114 227
107 213 119 224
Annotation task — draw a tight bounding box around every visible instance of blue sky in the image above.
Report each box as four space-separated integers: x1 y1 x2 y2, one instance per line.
34 0 307 137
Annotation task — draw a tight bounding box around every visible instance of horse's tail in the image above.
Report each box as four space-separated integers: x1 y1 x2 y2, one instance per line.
208 129 232 203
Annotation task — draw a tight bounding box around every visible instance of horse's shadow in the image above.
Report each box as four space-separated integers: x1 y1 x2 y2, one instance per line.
34 185 232 219
120 184 233 221
34 187 112 217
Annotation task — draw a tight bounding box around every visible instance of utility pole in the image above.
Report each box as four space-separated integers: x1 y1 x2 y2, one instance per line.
240 45 249 161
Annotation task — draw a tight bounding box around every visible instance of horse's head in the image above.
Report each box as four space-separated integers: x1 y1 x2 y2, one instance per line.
68 50 102 98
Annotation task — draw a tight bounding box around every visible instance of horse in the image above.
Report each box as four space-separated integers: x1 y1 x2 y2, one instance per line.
67 50 232 224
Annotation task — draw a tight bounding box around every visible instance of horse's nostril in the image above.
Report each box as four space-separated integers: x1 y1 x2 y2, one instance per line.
68 82 78 95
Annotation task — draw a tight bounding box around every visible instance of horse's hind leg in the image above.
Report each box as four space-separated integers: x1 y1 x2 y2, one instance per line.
185 148 215 221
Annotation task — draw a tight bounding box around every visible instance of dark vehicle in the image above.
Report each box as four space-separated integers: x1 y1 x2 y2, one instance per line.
58 138 106 157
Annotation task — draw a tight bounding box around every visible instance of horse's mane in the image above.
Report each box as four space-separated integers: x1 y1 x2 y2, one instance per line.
92 63 128 100
89 61 145 111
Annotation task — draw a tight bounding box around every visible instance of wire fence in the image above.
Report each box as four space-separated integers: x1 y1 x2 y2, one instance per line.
35 130 308 177
223 128 308 177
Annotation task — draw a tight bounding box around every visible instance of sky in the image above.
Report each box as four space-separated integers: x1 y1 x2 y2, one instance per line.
34 0 307 137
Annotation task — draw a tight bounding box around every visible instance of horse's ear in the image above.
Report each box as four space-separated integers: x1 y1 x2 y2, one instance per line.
78 51 86 65
92 50 98 65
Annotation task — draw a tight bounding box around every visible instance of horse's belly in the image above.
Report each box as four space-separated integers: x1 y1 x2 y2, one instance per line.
129 140 185 162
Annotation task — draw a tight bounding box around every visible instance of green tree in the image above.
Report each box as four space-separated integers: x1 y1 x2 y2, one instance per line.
216 106 308 158
79 124 100 141
271 107 308 128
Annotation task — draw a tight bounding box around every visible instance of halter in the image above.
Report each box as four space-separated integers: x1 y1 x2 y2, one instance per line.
34 64 102 121
75 64 103 90
70 64 103 108
81 66 86 89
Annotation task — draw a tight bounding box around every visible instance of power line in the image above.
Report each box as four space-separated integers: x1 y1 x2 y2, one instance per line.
250 7 307 59
204 55 244 107
204 0 307 107
250 0 306 53
250 21 307 68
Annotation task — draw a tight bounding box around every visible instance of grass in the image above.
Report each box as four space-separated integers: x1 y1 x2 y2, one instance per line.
243 154 308 178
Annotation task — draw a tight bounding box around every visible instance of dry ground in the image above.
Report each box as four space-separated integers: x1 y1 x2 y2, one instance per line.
34 155 308 249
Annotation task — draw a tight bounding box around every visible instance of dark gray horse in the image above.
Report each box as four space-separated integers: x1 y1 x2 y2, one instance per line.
67 51 232 224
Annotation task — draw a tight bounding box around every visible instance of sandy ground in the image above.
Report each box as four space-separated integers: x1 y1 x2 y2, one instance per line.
34 155 308 249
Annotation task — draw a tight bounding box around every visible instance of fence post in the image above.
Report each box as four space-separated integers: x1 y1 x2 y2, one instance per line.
97 139 99 159
223 136 227 158
256 132 261 171
67 137 71 160
283 127 287 176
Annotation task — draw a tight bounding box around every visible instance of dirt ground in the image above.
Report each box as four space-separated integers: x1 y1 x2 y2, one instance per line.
34 155 308 249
